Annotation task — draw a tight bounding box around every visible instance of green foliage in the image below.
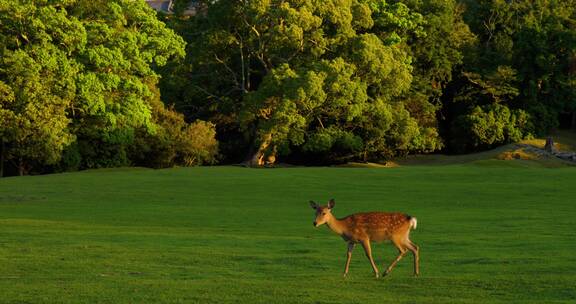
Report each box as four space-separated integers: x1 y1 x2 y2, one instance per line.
302 127 364 154
0 43 77 174
58 143 82 172
384 0 475 155
0 0 187 174
181 120 219 166
131 98 219 168
2 0 575 169
366 0 426 44
457 0 576 137
162 0 474 163
451 104 533 152
69 0 185 167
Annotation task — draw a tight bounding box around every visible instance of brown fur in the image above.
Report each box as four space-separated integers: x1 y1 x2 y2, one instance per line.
338 212 412 242
310 199 419 278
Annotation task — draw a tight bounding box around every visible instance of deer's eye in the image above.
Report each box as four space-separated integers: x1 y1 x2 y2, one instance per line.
322 212 326 215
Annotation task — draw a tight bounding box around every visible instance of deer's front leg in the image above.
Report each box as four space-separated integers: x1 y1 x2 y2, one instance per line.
361 240 379 278
343 242 355 277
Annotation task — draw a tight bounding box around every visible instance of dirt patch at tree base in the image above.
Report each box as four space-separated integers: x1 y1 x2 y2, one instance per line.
497 144 576 163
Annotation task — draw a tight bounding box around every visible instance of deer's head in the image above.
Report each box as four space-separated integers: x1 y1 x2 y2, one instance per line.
309 199 335 227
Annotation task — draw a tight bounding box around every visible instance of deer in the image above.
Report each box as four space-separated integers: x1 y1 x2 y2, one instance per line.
310 199 419 278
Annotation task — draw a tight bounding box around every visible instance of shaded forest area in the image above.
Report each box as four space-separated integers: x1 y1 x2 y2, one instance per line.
1 0 575 175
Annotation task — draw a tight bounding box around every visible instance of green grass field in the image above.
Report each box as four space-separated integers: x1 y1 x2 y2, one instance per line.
1 164 575 303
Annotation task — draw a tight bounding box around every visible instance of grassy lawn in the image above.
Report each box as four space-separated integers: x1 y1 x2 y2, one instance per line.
0 164 575 303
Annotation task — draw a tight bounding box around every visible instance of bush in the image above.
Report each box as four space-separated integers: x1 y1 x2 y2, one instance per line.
58 143 82 172
181 120 219 165
130 101 218 168
451 104 533 152
303 127 363 155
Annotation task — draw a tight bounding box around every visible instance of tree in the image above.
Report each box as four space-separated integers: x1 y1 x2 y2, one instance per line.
67 0 186 168
0 0 187 174
363 0 476 155
451 0 576 149
161 0 474 164
130 91 219 168
0 2 80 175
451 103 532 152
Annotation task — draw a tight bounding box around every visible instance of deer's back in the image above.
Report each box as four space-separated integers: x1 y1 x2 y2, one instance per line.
340 212 412 242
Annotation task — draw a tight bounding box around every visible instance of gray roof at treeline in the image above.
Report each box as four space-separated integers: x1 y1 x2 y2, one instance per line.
144 0 199 15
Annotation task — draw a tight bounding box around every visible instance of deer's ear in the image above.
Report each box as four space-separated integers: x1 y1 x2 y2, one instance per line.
328 199 335 209
309 201 318 210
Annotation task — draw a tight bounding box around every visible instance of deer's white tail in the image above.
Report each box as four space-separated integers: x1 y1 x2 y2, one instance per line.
410 217 417 230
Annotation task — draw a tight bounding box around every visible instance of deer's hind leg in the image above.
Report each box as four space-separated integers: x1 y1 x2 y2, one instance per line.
384 237 407 276
385 235 419 277
405 239 419 276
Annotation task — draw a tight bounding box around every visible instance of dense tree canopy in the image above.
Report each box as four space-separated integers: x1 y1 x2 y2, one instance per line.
446 0 576 151
1 0 575 174
0 0 217 175
161 0 476 164
162 0 574 164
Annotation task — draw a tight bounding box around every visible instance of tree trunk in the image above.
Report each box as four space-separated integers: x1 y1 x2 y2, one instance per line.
544 136 554 153
572 111 576 130
265 145 277 166
249 133 272 167
18 156 25 176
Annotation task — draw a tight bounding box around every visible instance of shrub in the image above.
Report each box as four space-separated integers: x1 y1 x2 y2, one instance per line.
451 104 533 152
130 101 218 168
178 120 219 166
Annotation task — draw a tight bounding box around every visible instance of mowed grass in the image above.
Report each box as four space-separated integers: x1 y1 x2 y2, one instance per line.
0 165 575 303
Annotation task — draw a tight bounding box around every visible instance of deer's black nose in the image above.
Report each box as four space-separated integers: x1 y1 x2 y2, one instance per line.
313 221 317 227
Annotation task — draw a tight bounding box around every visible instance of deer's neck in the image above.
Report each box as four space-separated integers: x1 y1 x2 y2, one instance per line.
326 214 347 236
